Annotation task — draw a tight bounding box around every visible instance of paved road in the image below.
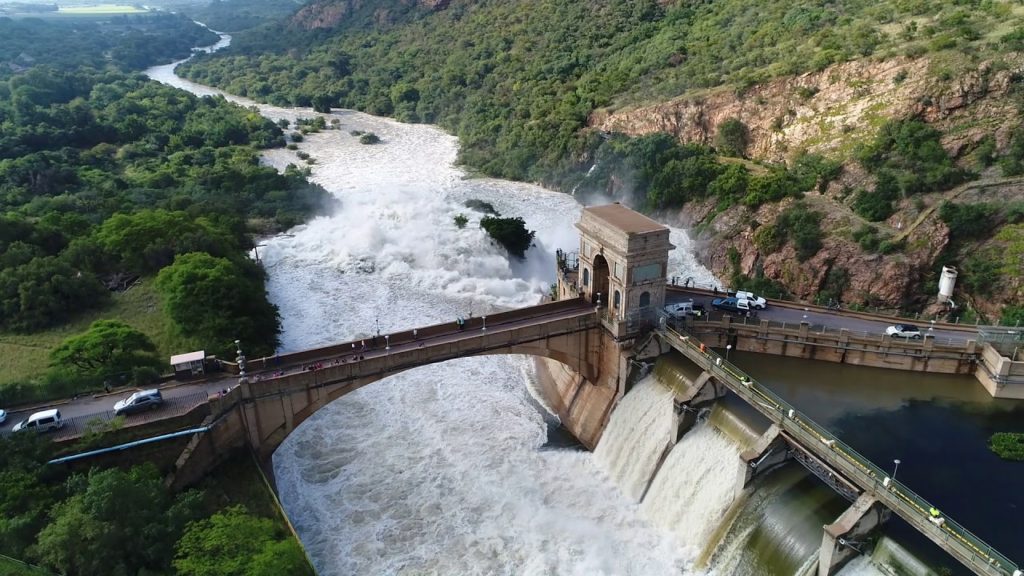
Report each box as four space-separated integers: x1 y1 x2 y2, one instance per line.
664 289 977 346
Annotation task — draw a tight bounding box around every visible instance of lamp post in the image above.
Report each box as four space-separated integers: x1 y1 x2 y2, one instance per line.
234 339 247 383
726 344 733 362
892 459 901 482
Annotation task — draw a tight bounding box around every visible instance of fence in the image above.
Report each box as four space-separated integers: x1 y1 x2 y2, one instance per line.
659 325 1019 576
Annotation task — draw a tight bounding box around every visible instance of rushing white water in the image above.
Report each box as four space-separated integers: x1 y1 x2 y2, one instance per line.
593 377 675 502
641 423 744 556
146 32 892 576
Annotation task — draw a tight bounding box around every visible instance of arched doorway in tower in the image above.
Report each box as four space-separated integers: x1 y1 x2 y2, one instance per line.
591 254 610 305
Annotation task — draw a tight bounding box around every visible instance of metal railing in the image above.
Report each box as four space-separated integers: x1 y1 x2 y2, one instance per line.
680 312 971 349
658 325 1019 576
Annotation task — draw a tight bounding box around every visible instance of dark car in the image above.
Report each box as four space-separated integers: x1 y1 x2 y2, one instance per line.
113 389 163 416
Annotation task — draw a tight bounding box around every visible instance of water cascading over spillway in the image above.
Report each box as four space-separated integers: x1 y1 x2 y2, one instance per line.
593 377 675 502
708 463 851 575
640 423 744 557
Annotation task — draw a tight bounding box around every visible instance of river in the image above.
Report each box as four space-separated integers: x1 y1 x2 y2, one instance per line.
146 32 907 576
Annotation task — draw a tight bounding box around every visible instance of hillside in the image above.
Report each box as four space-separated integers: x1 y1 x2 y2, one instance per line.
180 0 1024 323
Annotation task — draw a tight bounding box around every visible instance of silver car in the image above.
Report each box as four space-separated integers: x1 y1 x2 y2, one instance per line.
114 389 164 416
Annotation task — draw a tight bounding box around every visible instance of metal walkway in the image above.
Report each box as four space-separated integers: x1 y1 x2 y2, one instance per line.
659 326 1019 576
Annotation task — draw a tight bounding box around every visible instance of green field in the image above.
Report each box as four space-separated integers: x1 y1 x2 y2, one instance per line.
0 279 197 387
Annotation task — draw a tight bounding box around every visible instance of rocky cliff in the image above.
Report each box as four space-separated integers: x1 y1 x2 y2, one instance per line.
596 54 1024 318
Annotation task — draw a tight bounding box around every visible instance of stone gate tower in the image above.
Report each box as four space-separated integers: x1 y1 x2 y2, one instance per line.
572 203 673 338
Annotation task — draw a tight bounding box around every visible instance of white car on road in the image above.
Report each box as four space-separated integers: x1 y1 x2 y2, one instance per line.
886 324 923 339
733 291 767 310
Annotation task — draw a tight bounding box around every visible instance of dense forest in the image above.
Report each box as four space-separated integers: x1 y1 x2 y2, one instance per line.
0 11 321 576
0 14 329 401
182 0 1024 322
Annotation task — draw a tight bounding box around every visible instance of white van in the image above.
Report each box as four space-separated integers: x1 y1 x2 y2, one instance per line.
12 409 64 433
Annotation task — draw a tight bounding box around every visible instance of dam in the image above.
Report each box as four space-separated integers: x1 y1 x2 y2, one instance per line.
147 203 1019 576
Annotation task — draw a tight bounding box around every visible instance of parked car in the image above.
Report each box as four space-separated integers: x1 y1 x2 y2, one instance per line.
712 297 754 314
733 291 767 309
886 324 923 339
114 389 164 416
12 409 63 433
0 409 6 424
664 300 706 318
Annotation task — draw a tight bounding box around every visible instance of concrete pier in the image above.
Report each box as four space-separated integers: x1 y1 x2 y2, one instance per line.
818 493 891 576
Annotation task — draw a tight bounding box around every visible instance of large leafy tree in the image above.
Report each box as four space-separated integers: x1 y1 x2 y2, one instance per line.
174 505 313 576
33 464 202 576
155 252 280 356
0 255 107 332
93 209 243 276
49 320 162 384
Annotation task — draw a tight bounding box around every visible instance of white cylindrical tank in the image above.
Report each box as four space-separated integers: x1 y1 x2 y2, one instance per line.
938 266 958 303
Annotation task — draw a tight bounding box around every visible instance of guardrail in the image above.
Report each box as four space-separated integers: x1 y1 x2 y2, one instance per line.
658 325 1019 576
683 310 971 348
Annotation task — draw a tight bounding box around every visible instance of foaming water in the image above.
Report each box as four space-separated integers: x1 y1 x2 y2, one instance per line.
147 32 712 575
641 423 744 557
592 377 675 502
145 34 898 576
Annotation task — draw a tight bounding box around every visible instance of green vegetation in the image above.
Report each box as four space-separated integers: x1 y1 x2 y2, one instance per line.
155 253 280 357
359 132 381 145
715 118 749 158
854 119 967 221
49 320 162 388
453 214 468 229
174 506 313 576
989 432 1024 461
0 431 311 576
0 17 328 402
0 14 217 78
182 0 1018 189
774 202 824 261
480 216 536 259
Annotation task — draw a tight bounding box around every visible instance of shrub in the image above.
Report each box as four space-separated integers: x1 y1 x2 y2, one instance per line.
989 432 1024 461
358 133 380 145
753 224 783 253
453 214 468 229
715 118 749 158
290 132 303 143
480 216 535 259
775 202 824 261
939 202 997 240
853 187 896 221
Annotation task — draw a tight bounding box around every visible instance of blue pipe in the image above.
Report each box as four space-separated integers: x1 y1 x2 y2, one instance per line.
48 426 210 465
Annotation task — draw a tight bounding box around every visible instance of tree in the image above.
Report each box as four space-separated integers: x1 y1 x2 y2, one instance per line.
93 210 242 275
154 252 280 356
34 465 202 576
715 118 749 158
0 256 107 332
49 320 161 385
174 506 313 576
480 216 536 259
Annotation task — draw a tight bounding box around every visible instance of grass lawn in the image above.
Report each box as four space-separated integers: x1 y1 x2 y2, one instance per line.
0 279 197 387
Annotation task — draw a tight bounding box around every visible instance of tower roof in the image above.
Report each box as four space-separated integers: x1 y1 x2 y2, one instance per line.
582 203 667 235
